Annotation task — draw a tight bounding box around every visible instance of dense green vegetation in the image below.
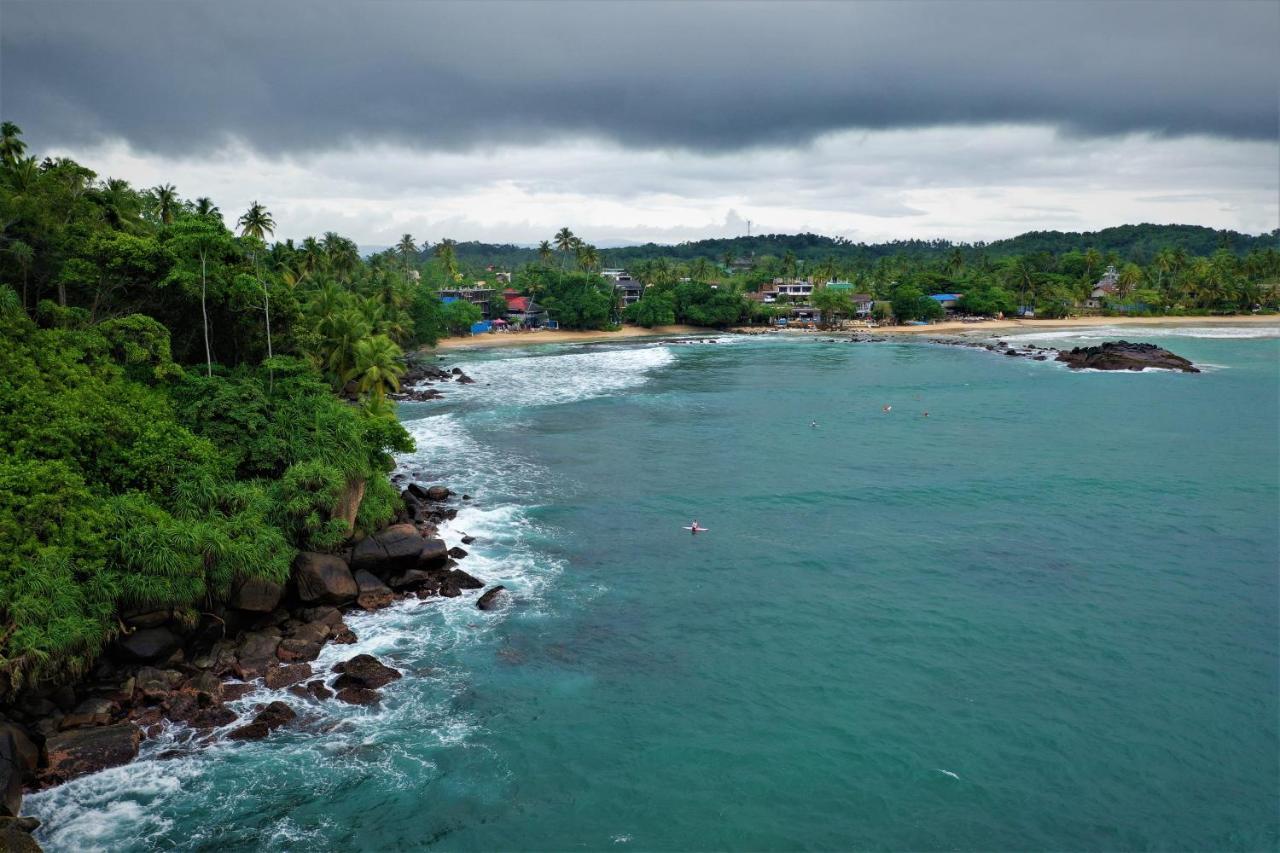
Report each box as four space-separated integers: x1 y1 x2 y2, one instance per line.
0 123 433 693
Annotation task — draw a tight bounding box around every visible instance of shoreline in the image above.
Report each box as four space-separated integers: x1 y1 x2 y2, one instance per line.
429 315 1280 353
812 314 1280 336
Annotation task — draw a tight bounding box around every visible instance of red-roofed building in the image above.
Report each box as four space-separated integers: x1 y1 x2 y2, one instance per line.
504 291 548 328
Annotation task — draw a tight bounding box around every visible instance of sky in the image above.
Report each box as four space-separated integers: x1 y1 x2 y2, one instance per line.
3 0 1278 249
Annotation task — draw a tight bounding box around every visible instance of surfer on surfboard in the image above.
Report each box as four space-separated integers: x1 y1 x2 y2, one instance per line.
685 520 706 533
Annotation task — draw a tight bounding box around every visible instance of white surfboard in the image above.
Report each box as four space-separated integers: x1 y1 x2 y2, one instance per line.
682 526 709 532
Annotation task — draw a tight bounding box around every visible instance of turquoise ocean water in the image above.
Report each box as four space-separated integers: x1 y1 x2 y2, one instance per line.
29 325 1280 851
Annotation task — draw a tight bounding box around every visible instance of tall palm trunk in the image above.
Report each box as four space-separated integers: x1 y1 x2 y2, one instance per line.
200 249 212 377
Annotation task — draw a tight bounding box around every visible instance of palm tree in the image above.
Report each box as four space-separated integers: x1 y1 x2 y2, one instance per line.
194 197 220 218
8 241 33 310
396 234 418 273
152 184 179 225
538 240 553 266
1116 263 1143 300
238 202 277 382
96 178 141 231
1083 248 1102 281
324 308 373 383
0 122 26 166
554 228 576 264
722 250 735 270
433 239 459 281
576 243 600 274
344 334 406 402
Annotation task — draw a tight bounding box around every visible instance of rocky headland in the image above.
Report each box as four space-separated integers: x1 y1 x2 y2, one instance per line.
0 482 503 849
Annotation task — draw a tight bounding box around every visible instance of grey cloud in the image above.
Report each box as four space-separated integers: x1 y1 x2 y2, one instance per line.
3 0 1276 157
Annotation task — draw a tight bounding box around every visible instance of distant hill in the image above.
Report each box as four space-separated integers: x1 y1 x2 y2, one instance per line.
424 225 1278 269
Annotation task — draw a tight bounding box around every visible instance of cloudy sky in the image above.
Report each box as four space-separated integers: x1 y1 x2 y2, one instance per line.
4 0 1277 248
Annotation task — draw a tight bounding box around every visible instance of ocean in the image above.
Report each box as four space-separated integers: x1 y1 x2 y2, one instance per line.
28 325 1280 851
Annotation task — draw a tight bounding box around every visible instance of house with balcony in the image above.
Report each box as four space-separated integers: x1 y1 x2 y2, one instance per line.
1084 265 1120 309
439 287 496 319
614 275 644 305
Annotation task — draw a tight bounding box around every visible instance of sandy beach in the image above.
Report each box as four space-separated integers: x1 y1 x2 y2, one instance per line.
431 315 1279 351
431 324 713 350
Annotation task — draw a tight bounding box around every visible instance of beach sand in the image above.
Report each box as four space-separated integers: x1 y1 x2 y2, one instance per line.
428 315 1280 351
431 324 712 350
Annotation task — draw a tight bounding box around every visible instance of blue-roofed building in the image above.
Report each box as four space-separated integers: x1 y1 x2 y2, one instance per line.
929 293 964 316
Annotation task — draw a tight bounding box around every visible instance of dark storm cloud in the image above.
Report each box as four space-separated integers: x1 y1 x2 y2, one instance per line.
3 0 1276 156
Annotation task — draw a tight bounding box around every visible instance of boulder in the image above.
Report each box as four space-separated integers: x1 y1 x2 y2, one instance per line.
276 639 322 663
387 568 435 591
253 701 297 731
353 570 395 611
448 546 469 559
179 671 223 704
235 631 282 679
120 609 173 630
331 655 401 690
292 552 358 605
43 724 140 783
405 483 431 501
335 687 381 706
221 683 256 702
476 586 508 611
306 680 333 701
349 524 428 575
1055 340 1199 373
0 817 41 853
135 667 181 703
331 625 358 644
0 731 22 818
187 706 237 729
298 606 344 627
264 663 312 691
451 569 484 590
230 577 284 613
226 722 270 741
116 627 181 663
425 485 451 501
58 698 116 730
417 538 449 568
0 724 37 775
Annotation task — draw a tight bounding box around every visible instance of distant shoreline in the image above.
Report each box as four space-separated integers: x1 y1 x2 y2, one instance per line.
429 315 1280 352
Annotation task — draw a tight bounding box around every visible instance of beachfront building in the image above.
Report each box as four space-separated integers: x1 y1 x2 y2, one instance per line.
1084 265 1120 309
504 291 547 328
614 275 644 305
600 268 627 280
439 287 496 319
929 293 964 316
773 278 814 299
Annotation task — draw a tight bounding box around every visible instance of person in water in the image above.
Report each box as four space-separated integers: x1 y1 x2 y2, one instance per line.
690 520 701 532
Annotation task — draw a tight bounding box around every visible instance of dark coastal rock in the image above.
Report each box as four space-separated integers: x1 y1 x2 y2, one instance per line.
418 538 449 568
450 569 484 590
0 731 22 818
387 568 435 591
58 697 116 729
350 524 429 575
253 701 297 730
0 817 41 853
230 577 284 613
353 570 395 611
235 631 282 679
305 680 333 701
0 724 38 776
460 535 476 545
448 546 468 559
43 724 140 783
135 667 182 702
276 638 322 663
115 627 181 663
335 687 381 706
476 586 508 611
332 655 401 690
226 722 270 741
1055 340 1199 373
264 663 313 690
179 671 223 704
120 609 174 630
221 683 256 702
331 625 358 644
293 553 358 605
425 485 451 502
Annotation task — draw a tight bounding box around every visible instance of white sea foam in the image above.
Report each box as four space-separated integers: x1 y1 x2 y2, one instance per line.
999 324 1280 344
420 344 676 409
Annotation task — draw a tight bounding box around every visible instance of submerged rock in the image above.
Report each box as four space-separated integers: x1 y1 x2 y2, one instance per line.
332 655 401 690
476 586 508 611
1055 340 1199 373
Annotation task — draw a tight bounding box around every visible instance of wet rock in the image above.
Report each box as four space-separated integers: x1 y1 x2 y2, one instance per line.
387 568 435 591
231 577 284 613
221 683 256 702
476 586 508 611
42 724 140 783
331 625 358 644
116 627 181 663
253 701 297 731
331 655 402 690
406 482 431 501
188 705 238 729
135 667 181 703
58 697 116 729
425 485 451 501
0 724 38 776
264 663 313 690
460 535 476 545
353 570 395 611
0 817 41 853
448 546 468 559
276 638 322 663
306 680 333 701
179 671 223 704
417 538 450 568
1055 340 1199 373
451 569 484 590
226 721 270 741
0 731 22 817
292 552 358 605
335 687 381 706
350 524 429 576
235 631 282 679
298 606 343 627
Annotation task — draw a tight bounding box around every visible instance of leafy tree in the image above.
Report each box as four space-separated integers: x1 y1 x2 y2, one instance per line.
441 298 482 335
624 291 676 327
